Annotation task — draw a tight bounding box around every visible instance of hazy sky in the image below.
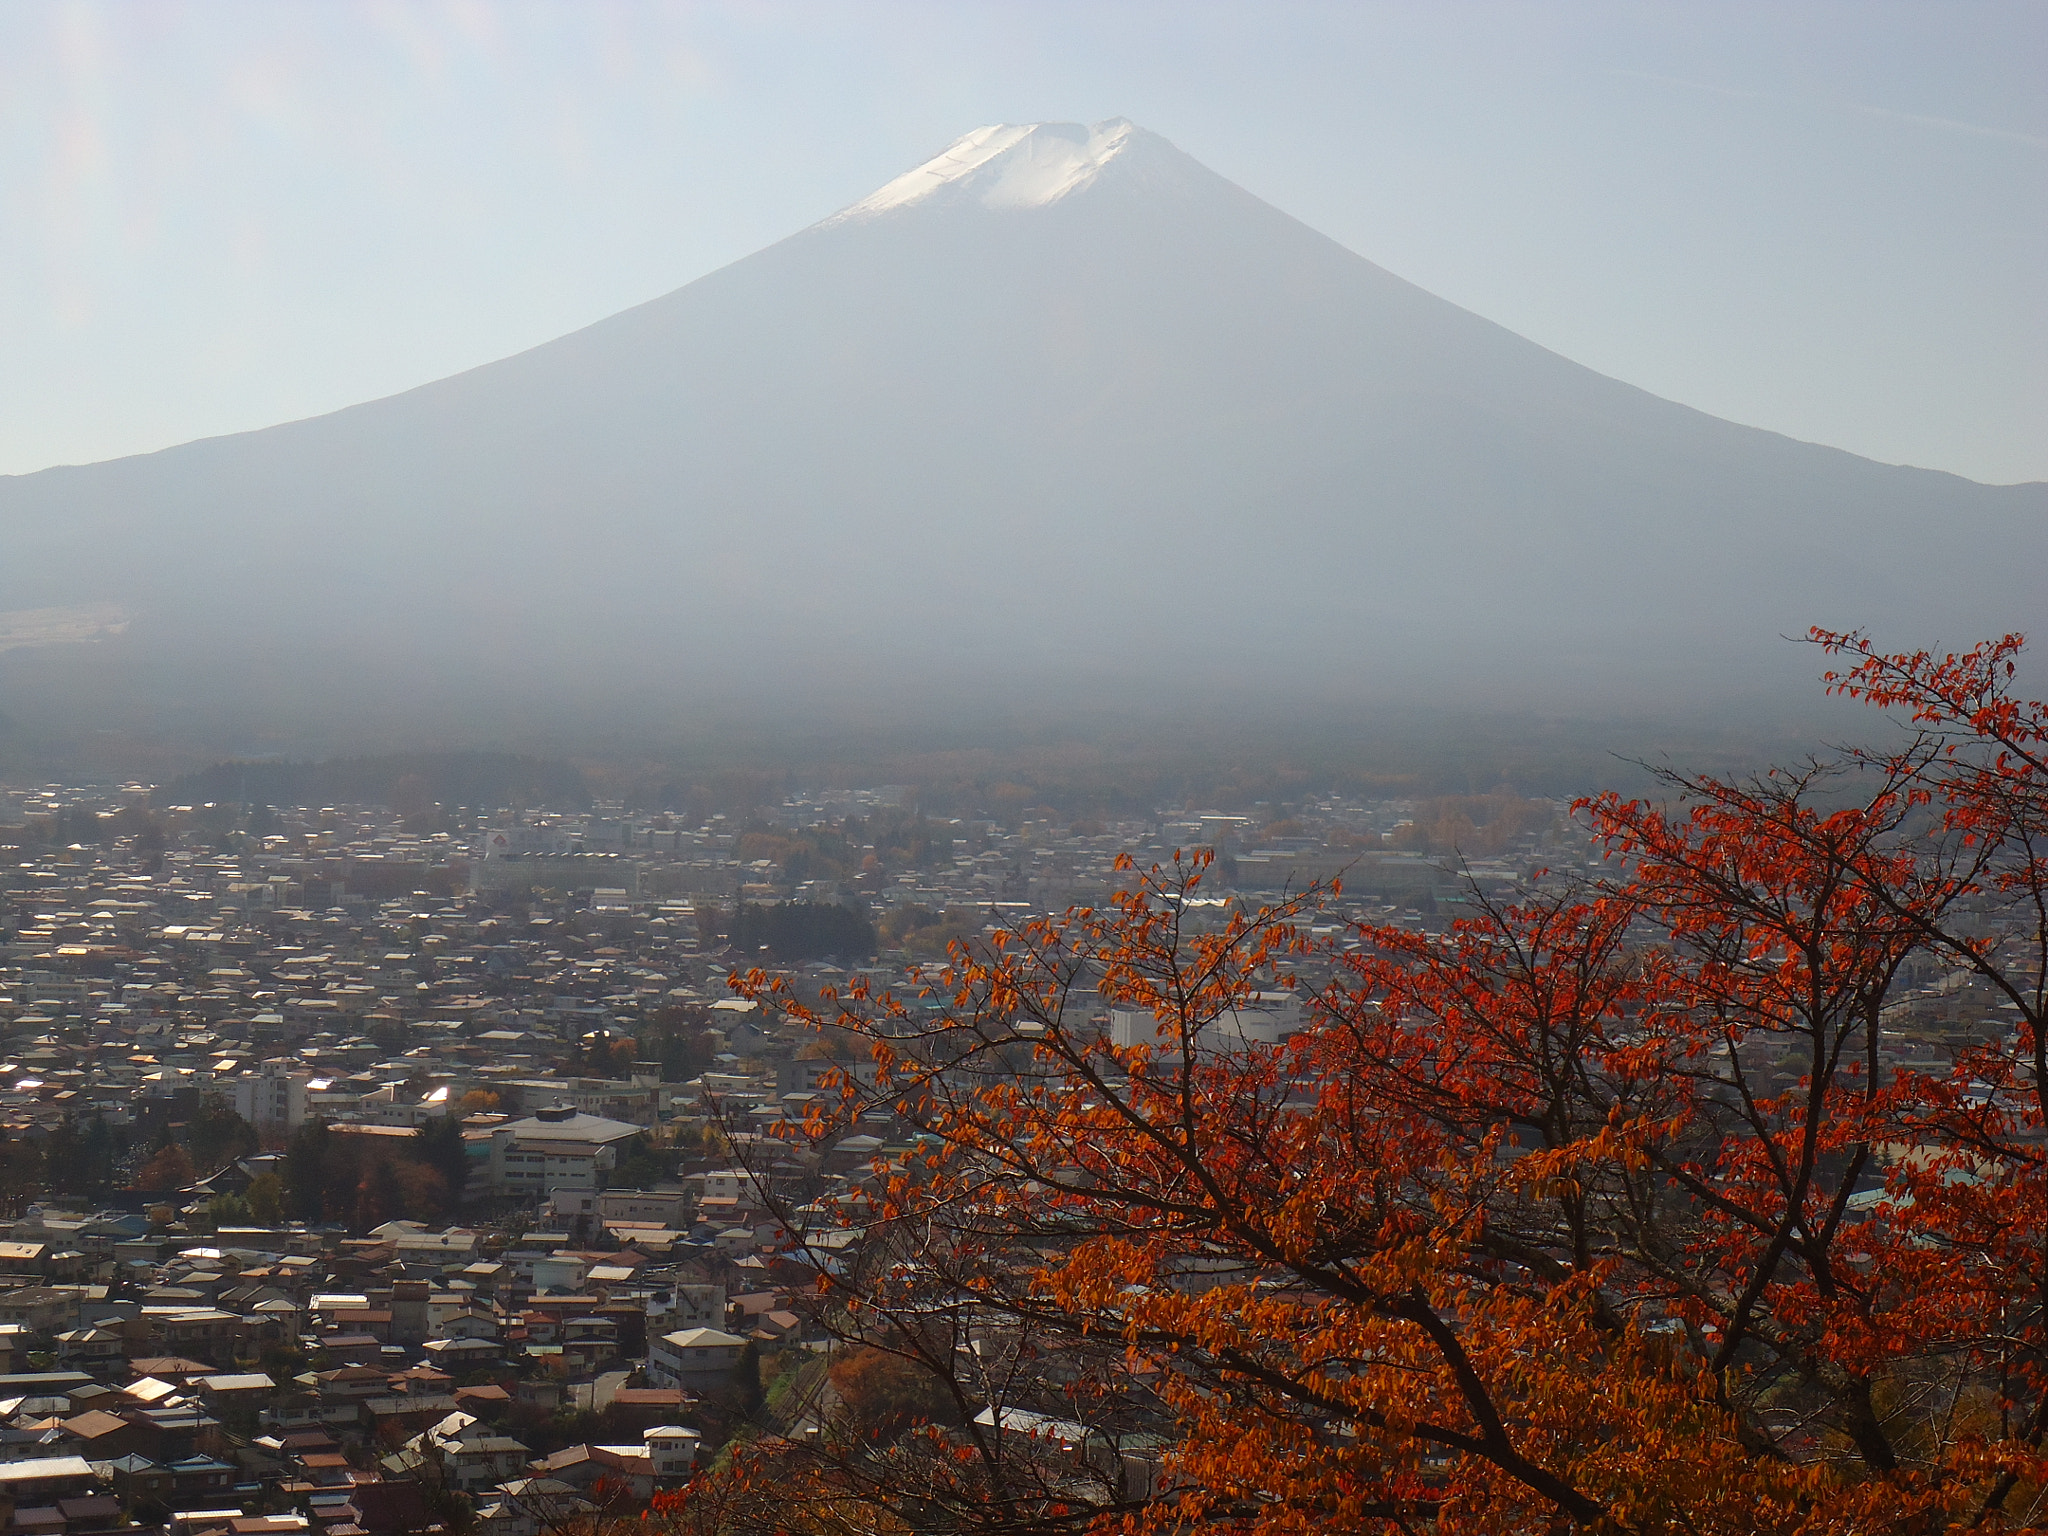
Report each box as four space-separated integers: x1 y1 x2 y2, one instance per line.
2 1 2042 485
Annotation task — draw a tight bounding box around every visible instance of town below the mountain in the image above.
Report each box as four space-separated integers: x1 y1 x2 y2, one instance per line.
0 758 2031 1536
0 779 1530 1535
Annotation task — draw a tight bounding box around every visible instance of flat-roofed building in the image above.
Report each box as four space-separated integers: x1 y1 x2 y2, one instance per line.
596 1188 690 1227
227 1066 310 1132
482 1109 641 1199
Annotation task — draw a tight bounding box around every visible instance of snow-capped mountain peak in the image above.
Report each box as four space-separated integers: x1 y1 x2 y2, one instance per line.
832 118 1142 220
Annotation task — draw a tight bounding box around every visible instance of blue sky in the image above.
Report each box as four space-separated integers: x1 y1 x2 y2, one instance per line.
2 0 2041 483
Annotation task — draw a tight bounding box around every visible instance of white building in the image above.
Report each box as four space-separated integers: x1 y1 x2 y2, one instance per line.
529 1254 588 1293
646 1326 747 1389
696 1168 773 1211
229 1063 310 1131
598 1188 692 1227
482 1108 643 1199
475 824 576 860
404 1411 531 1492
1109 991 1306 1054
645 1426 701 1484
648 1283 726 1335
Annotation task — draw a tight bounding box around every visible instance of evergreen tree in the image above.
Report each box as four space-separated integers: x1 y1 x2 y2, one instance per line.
80 1117 119 1200
413 1117 469 1208
729 1340 765 1419
284 1120 331 1223
246 1171 284 1224
185 1094 257 1173
356 1159 405 1233
0 1130 42 1213
41 1113 83 1199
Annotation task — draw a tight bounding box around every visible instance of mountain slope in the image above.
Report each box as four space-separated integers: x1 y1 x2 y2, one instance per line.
2 119 2041 749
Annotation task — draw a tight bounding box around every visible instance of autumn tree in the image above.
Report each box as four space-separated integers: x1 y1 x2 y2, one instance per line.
355 1158 407 1231
134 1141 197 1194
722 866 1726 1533
828 1344 962 1444
1802 627 2048 1522
677 631 2048 1535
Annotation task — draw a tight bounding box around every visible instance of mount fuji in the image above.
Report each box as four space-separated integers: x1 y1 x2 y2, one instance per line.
2 119 2043 752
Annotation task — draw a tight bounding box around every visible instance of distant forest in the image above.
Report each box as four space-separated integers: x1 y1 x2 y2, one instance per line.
160 751 591 811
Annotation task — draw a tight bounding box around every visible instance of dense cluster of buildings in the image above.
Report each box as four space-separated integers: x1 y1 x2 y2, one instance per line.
0 776 1550 1536
1 771 2014 1532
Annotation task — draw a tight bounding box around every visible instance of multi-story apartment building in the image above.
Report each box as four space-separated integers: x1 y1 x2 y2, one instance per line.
228 1062 311 1131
